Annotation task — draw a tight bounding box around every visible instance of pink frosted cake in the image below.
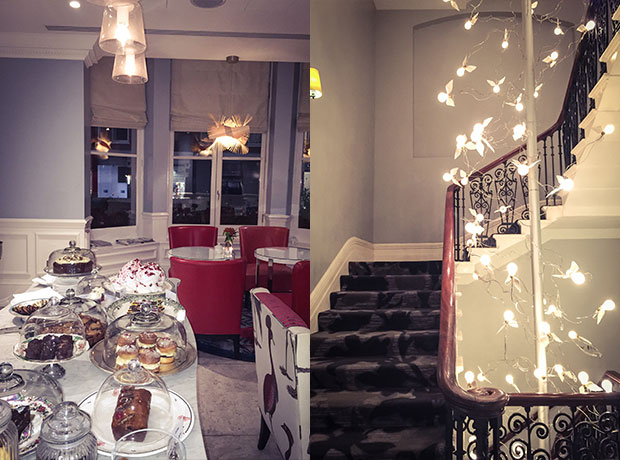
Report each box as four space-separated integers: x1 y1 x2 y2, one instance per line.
112 259 167 295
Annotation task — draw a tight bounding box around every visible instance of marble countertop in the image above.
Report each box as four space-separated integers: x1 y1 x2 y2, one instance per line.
0 292 208 459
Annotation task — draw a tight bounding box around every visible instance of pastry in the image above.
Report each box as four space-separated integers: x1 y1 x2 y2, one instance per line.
137 332 157 349
112 259 167 294
56 334 74 360
24 334 74 360
25 339 43 360
111 386 152 441
53 254 93 275
116 344 139 370
116 332 137 349
156 337 177 365
13 299 47 316
79 314 106 347
40 335 58 360
11 405 31 438
138 348 160 373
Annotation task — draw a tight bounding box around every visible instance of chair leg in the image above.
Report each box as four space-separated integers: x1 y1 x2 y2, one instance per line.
257 414 271 450
233 335 240 359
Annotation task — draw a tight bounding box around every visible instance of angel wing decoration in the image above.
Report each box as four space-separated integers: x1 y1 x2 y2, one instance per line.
552 261 580 279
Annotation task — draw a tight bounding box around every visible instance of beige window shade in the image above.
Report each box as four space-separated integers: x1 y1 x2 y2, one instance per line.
297 63 310 132
171 60 270 133
90 57 147 129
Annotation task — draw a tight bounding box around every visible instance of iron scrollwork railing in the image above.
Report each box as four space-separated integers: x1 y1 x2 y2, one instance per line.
453 0 620 261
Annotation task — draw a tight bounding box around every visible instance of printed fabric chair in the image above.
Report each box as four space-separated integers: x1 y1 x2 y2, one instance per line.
272 260 310 328
239 226 291 292
168 225 218 249
170 257 244 358
250 288 309 460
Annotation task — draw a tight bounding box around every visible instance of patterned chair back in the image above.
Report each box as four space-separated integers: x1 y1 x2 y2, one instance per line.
250 288 310 460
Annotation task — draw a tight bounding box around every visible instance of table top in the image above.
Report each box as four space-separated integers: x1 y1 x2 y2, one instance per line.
1 287 207 460
169 246 237 261
254 246 310 265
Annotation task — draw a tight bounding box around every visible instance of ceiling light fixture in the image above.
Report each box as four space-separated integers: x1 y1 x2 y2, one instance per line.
190 0 226 8
206 115 252 156
112 51 148 84
310 67 322 99
98 1 146 55
69 1 81 8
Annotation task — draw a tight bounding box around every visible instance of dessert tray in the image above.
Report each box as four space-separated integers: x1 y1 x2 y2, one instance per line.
9 298 50 318
3 394 55 456
13 334 89 363
106 296 186 322
78 390 194 457
89 341 196 376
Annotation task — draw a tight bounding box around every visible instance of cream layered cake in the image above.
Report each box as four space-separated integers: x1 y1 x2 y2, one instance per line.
111 259 167 294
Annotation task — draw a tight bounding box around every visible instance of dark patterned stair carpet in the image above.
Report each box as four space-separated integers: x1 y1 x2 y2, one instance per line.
310 261 445 459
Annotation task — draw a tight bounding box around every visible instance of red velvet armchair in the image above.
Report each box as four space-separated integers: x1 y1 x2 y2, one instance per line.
170 257 244 358
168 225 218 249
239 226 291 291
273 260 310 327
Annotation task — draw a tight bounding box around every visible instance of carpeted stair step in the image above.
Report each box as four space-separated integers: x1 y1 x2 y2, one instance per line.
311 330 439 359
348 261 442 276
317 308 440 333
340 274 441 292
330 290 441 310
309 426 445 460
311 355 438 392
311 389 445 431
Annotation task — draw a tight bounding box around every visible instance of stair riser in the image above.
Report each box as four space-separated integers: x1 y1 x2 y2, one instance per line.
311 361 437 392
310 331 439 359
348 261 442 276
340 275 442 291
330 290 441 310
318 310 440 333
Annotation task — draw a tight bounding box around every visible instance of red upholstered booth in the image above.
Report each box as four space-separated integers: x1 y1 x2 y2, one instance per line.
169 257 244 358
239 226 291 291
273 260 310 327
168 225 218 249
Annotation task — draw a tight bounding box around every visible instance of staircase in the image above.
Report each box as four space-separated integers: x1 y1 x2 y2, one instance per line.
309 261 445 460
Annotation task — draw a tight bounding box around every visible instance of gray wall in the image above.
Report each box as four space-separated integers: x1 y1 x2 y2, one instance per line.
373 10 576 243
0 58 85 219
310 0 376 287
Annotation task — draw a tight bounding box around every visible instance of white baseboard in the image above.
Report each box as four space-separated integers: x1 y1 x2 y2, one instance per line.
0 218 87 302
310 237 443 332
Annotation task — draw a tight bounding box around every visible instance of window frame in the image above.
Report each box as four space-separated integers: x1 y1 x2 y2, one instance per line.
289 130 310 247
89 128 144 240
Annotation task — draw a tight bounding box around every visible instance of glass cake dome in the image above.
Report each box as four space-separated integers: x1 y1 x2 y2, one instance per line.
90 360 173 454
102 302 188 373
75 268 116 302
58 289 108 348
44 240 98 277
0 362 62 405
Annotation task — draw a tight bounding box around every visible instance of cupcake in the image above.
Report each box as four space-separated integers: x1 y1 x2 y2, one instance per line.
137 332 157 349
116 344 138 370
156 337 177 365
138 348 160 372
116 332 137 351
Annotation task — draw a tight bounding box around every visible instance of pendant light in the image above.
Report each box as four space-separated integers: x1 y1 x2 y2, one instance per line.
98 1 146 55
310 67 322 99
112 50 148 84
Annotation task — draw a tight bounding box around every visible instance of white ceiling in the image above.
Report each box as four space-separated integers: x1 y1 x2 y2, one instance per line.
0 0 309 62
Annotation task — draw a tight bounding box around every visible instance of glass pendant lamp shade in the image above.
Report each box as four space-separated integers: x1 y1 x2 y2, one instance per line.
112 51 148 84
99 1 147 55
310 67 322 99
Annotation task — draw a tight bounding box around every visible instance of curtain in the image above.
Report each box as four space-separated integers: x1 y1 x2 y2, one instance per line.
297 63 310 132
90 57 147 129
170 60 270 133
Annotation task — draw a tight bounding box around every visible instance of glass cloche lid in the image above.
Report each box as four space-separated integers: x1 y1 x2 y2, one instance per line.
0 362 62 405
44 240 98 277
14 299 88 363
75 268 115 301
59 289 108 348
103 302 187 373
90 360 173 450
40 401 93 444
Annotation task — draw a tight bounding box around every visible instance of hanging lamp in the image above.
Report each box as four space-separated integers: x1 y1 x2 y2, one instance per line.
112 50 148 84
310 67 322 99
98 1 146 55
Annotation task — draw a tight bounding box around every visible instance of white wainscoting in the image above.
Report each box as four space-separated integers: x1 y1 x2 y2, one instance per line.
142 212 170 266
264 214 291 228
0 218 87 305
310 237 443 332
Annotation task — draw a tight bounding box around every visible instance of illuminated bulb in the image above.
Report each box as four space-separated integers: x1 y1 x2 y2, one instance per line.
480 254 491 266
465 222 476 233
550 51 559 60
578 371 589 385
69 0 80 8
513 123 526 141
475 213 484 222
540 321 551 335
499 205 508 213
561 178 574 191
477 373 486 382
507 262 518 277
570 271 585 285
585 20 596 31
443 172 453 182
493 85 500 94
505 374 514 385
568 330 578 340
437 92 448 103
456 134 467 147
548 304 558 314
602 379 613 393
517 164 529 176
503 310 515 322
464 20 473 30
554 25 563 35
515 102 524 112
534 90 540 98
460 177 468 186
472 272 479 281
456 66 466 77
612 51 618 62
501 40 509 49
472 123 483 134
603 124 615 135
602 299 616 311
554 364 564 375
464 371 475 384
534 368 546 380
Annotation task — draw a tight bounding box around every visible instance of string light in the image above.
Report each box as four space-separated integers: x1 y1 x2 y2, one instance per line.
534 83 543 98
464 371 476 385
487 77 505 94
512 159 540 176
501 29 509 49
512 122 526 140
480 254 491 266
534 367 547 381
602 379 613 392
578 371 589 385
603 124 615 135
443 172 453 182
594 299 615 324
546 176 574 198
456 57 477 77
505 374 520 392
464 13 479 30
438 80 455 107
507 262 518 277
543 51 559 67
568 330 578 340
554 20 564 35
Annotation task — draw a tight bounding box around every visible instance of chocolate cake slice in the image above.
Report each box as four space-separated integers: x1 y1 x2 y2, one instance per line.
55 335 74 360
111 386 152 441
39 335 58 361
25 339 43 360
11 405 31 438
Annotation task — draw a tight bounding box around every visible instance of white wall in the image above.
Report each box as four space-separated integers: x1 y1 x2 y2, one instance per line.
310 0 376 288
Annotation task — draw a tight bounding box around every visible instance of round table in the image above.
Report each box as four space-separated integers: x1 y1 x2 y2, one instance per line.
168 246 238 261
254 247 310 291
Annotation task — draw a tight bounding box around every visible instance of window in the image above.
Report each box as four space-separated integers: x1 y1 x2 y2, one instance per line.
171 132 264 228
90 127 140 229
299 132 310 229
